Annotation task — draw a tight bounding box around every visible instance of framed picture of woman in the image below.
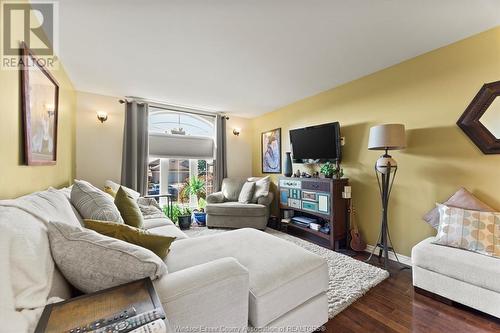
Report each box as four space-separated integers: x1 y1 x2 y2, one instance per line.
21 42 59 165
261 128 281 173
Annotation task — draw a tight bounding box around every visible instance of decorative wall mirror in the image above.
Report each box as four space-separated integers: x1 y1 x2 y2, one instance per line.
457 80 500 154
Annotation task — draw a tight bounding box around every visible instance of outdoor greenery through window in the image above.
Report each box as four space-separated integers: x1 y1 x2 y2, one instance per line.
147 108 215 214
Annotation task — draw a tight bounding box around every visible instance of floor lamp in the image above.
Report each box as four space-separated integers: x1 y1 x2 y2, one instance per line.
366 124 406 270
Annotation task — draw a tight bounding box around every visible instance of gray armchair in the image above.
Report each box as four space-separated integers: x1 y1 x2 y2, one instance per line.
206 178 274 230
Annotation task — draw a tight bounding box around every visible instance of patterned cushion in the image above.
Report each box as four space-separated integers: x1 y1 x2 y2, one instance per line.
433 204 500 258
423 187 494 229
71 180 123 223
48 221 167 293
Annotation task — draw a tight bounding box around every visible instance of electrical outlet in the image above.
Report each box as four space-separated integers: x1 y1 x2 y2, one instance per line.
340 136 346 146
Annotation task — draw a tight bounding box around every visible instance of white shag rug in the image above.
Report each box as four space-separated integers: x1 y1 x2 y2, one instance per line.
183 226 389 318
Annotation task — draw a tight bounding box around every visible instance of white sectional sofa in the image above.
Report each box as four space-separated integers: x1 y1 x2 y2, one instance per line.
412 237 500 318
0 187 329 332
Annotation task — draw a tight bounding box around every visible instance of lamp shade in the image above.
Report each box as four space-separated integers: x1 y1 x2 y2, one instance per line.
368 124 406 150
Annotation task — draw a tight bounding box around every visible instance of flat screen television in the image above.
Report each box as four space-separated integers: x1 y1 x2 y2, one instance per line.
290 122 341 163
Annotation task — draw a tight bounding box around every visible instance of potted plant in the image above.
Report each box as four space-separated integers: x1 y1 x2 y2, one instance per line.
177 205 192 230
182 177 206 202
320 162 344 179
165 204 192 230
182 177 207 226
193 198 207 226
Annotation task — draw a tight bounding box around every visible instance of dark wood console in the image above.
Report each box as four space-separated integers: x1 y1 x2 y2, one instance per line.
278 177 349 250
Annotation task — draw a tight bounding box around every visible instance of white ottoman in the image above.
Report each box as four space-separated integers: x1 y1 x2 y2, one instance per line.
166 228 329 328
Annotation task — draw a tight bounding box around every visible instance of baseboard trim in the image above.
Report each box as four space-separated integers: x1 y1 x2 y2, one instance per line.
364 244 412 267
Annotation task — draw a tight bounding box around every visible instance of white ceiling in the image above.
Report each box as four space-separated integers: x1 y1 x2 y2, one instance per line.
57 0 500 117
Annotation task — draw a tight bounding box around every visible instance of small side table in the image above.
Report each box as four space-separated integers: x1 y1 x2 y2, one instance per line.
144 193 173 219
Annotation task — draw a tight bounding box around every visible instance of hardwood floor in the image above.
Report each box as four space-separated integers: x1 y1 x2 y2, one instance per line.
323 253 500 333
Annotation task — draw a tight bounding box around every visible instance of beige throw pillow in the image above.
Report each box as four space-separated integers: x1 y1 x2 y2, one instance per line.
48 221 167 293
433 204 500 258
238 182 256 204
423 187 494 229
248 176 270 203
221 179 246 201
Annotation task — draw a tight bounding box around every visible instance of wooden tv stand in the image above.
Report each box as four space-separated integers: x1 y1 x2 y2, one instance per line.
278 177 348 251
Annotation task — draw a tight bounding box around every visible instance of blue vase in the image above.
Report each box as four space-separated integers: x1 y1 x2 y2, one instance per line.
284 152 293 177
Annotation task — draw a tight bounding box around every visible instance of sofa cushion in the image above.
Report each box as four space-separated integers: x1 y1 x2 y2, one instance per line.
105 180 141 200
433 204 500 258
423 187 494 229
48 221 167 293
221 178 246 201
71 180 123 223
166 228 328 327
238 181 256 204
84 220 176 258
114 187 144 228
412 237 500 293
248 176 270 203
206 202 266 217
0 188 84 331
148 225 189 240
143 217 175 229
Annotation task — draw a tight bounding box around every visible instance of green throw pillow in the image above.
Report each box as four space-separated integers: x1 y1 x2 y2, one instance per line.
84 219 175 259
115 186 144 228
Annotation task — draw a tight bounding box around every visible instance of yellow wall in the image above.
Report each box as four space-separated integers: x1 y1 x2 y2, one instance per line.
0 57 76 199
75 91 253 188
251 27 500 256
226 116 253 178
76 91 124 188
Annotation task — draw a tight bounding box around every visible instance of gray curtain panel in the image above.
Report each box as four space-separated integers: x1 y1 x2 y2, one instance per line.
121 101 149 196
214 114 227 192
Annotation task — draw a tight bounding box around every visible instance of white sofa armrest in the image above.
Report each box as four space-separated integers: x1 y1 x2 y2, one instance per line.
153 257 249 330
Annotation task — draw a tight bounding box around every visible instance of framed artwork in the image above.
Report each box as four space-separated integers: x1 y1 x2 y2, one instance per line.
21 42 59 165
261 128 281 173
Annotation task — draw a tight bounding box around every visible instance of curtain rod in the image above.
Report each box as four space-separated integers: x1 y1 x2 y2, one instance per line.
118 97 227 119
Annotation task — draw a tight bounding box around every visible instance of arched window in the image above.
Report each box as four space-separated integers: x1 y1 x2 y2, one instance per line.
147 108 215 206
149 109 214 137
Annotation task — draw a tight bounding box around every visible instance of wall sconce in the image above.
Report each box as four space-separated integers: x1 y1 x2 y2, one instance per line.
233 128 241 136
96 111 108 123
45 104 55 118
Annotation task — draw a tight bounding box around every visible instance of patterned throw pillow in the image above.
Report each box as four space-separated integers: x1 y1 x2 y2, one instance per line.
423 187 494 229
48 221 167 293
433 204 500 258
71 180 123 223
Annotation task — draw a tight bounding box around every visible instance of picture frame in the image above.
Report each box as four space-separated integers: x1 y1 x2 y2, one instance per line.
21 41 59 165
261 128 282 173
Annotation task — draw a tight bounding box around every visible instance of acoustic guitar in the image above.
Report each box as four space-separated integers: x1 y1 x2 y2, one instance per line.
349 204 366 252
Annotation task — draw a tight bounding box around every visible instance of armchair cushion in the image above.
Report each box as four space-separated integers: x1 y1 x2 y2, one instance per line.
153 257 249 328
257 191 274 207
221 178 246 201
248 176 270 203
238 181 256 204
206 202 266 217
206 191 225 204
